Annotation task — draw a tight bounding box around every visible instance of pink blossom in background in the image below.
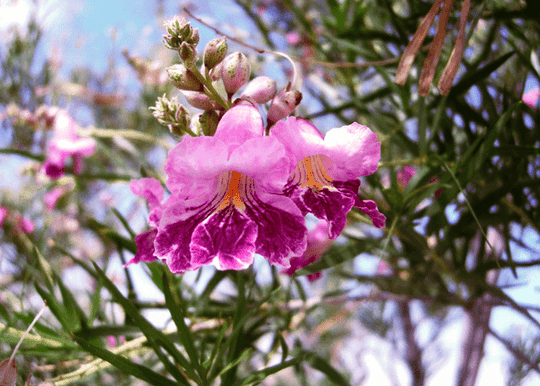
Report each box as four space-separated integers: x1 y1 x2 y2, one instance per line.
271 117 386 239
45 186 70 210
0 207 7 227
41 109 96 179
286 32 302 46
522 88 540 108
398 165 416 188
17 217 35 234
281 220 334 281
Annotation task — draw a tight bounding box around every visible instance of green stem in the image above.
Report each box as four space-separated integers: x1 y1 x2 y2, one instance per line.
186 63 230 110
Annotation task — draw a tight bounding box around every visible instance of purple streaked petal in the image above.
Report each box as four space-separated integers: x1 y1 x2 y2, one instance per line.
154 217 198 273
356 199 386 228
124 228 159 266
213 105 264 151
190 207 257 270
288 180 359 239
245 192 307 267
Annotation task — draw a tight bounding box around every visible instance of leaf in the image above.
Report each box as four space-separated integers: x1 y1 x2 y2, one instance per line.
162 272 201 372
236 355 307 386
306 353 351 385
448 51 516 97
72 334 179 386
91 262 195 384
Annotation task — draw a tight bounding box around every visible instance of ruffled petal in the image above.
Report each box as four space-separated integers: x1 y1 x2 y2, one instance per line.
124 228 159 266
164 136 229 193
190 206 258 270
324 123 381 180
130 178 164 211
213 105 264 152
228 136 291 193
271 117 326 169
356 199 386 228
245 192 307 267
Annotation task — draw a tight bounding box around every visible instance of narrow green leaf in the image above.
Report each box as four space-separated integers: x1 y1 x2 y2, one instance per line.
112 207 137 239
91 262 195 384
237 354 307 386
218 348 252 377
448 51 516 97
33 247 54 293
162 272 201 372
34 284 70 331
306 353 350 385
72 334 179 386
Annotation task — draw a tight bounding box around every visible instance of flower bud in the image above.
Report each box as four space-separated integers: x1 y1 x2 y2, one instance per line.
150 95 180 127
167 64 203 91
209 61 223 81
199 109 220 136
170 105 191 136
204 37 228 70
221 52 251 96
267 83 303 127
178 42 198 65
163 17 199 50
183 91 221 110
241 76 277 104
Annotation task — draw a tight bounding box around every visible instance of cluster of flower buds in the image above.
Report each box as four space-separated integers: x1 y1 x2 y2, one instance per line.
153 17 305 137
4 104 59 130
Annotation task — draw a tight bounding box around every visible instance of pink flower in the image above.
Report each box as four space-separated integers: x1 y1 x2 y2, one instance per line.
41 110 96 179
286 32 302 46
523 88 540 108
0 207 34 234
271 117 386 238
44 185 70 210
126 105 307 273
0 207 7 227
17 217 35 234
281 220 334 281
398 165 416 188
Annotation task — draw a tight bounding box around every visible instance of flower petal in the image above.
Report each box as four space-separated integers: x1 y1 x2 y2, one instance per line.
324 123 381 179
213 105 264 151
190 206 257 270
164 136 229 193
245 192 307 267
356 198 386 229
124 228 159 266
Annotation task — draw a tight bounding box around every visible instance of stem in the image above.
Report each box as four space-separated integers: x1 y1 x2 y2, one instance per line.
185 63 231 110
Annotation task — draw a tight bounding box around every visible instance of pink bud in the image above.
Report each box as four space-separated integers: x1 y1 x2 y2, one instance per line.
523 88 540 108
183 91 221 110
241 76 277 104
267 83 302 127
221 52 251 96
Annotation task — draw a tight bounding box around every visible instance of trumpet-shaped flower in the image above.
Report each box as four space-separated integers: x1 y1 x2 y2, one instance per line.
41 110 96 179
127 105 307 273
271 117 385 238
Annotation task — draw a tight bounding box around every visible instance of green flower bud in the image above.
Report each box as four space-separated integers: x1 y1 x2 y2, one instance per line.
199 109 220 136
221 52 251 96
163 17 199 50
167 64 203 91
170 105 191 136
150 95 180 127
204 37 228 70
178 42 198 65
